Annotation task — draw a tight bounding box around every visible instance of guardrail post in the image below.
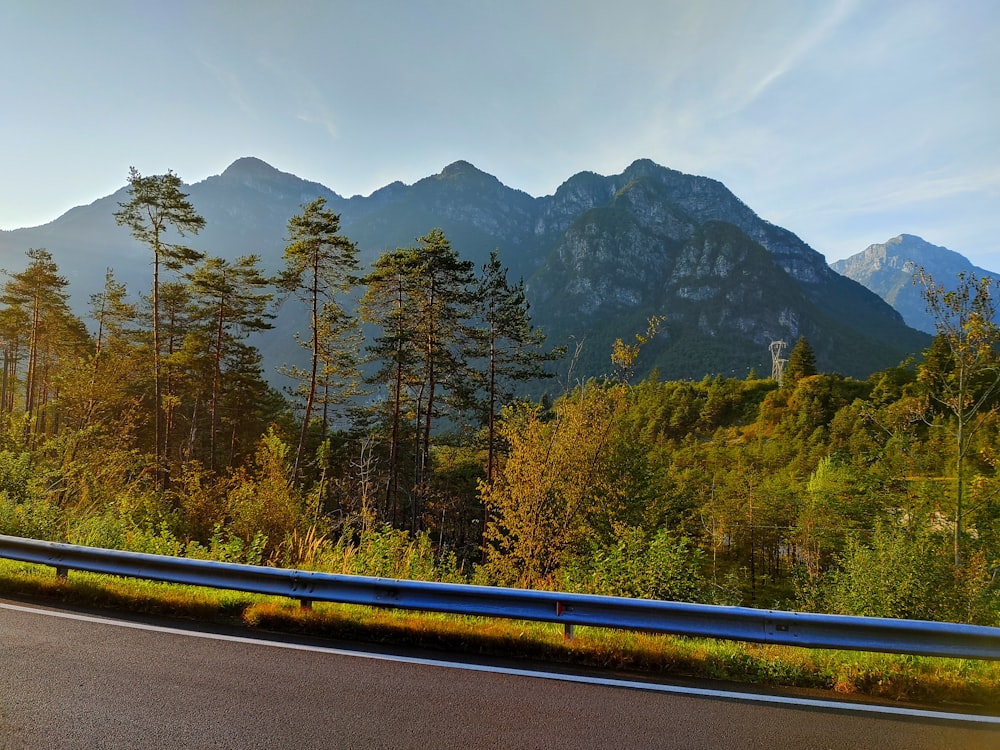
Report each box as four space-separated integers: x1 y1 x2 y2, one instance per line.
300 598 312 610
556 600 574 641
55 566 68 580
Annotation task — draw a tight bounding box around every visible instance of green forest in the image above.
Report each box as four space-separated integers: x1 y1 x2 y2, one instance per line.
0 170 998 627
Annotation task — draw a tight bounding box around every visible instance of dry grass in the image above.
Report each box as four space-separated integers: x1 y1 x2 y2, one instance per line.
2 558 998 712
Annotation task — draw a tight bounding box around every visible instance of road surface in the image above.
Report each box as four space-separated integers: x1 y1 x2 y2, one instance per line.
1 599 997 748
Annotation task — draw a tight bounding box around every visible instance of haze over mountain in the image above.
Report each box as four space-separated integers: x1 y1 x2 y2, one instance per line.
0 157 929 384
831 235 998 334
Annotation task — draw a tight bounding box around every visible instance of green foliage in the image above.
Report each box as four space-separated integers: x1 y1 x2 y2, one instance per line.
475 250 563 479
1 228 998 630
915 269 1000 565
785 336 817 383
0 449 61 539
821 523 999 625
331 524 462 582
561 527 706 602
0 450 36 505
479 384 631 588
225 428 308 559
279 197 361 480
0 493 61 541
114 168 206 483
794 457 887 580
61 483 184 556
184 524 269 566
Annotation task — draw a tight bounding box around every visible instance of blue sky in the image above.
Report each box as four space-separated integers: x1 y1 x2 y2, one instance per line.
1 0 998 267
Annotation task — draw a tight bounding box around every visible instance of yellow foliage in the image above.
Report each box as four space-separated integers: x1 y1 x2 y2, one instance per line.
480 383 628 588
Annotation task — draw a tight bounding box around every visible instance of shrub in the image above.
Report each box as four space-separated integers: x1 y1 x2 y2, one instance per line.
822 522 999 626
561 527 706 602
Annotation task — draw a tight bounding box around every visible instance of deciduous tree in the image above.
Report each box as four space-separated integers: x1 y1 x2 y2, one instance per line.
916 269 1000 564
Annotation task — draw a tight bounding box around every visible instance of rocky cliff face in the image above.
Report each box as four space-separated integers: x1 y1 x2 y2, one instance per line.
0 157 928 382
526 164 924 379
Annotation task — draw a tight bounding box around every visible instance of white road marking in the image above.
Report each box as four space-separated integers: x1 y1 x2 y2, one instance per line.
3 600 998 726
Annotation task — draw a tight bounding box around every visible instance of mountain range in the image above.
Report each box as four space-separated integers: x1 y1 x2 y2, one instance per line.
0 157 932 383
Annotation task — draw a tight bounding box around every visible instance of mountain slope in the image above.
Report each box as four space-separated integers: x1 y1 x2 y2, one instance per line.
0 157 928 383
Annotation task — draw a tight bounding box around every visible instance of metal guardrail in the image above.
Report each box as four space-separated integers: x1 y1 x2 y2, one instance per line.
2 533 999 659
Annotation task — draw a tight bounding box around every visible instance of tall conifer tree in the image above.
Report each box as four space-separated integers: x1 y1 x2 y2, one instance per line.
279 198 359 482
475 250 562 481
188 254 273 469
114 168 205 484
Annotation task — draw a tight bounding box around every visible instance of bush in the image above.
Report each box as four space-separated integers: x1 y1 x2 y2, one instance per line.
226 429 307 560
0 451 37 506
0 491 62 540
0 450 62 540
561 527 706 602
821 522 999 626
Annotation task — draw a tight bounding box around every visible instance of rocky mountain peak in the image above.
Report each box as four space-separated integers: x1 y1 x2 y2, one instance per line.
831 234 992 333
220 156 285 183
433 160 503 188
203 157 340 211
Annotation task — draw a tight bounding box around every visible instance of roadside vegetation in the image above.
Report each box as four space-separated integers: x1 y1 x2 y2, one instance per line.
2 558 998 710
1 169 999 704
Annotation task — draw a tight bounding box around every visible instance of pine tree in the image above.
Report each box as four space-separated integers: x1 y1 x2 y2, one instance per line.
0 249 87 432
158 280 197 468
475 250 563 481
407 230 477 507
114 168 205 484
360 246 421 525
785 336 817 383
361 230 477 529
188 255 273 470
278 198 359 482
77 268 140 431
53 269 142 460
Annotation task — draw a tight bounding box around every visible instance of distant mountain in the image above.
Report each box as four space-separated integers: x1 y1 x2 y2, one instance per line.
523 160 927 379
0 157 929 383
831 234 997 334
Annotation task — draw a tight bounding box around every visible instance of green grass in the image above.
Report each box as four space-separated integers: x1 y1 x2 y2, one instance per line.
1 558 998 712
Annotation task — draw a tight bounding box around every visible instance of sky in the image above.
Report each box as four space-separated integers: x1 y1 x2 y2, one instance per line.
1 0 998 267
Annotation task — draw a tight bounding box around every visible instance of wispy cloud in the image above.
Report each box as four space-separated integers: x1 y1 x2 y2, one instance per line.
293 78 340 140
738 0 860 111
847 165 1000 215
196 54 257 121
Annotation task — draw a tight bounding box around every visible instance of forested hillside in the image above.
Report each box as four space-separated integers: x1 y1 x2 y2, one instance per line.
0 171 997 626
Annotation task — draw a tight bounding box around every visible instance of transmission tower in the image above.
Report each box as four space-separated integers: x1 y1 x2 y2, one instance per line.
770 340 787 385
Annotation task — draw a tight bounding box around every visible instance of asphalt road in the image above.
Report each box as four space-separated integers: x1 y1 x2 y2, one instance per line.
1 599 997 749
